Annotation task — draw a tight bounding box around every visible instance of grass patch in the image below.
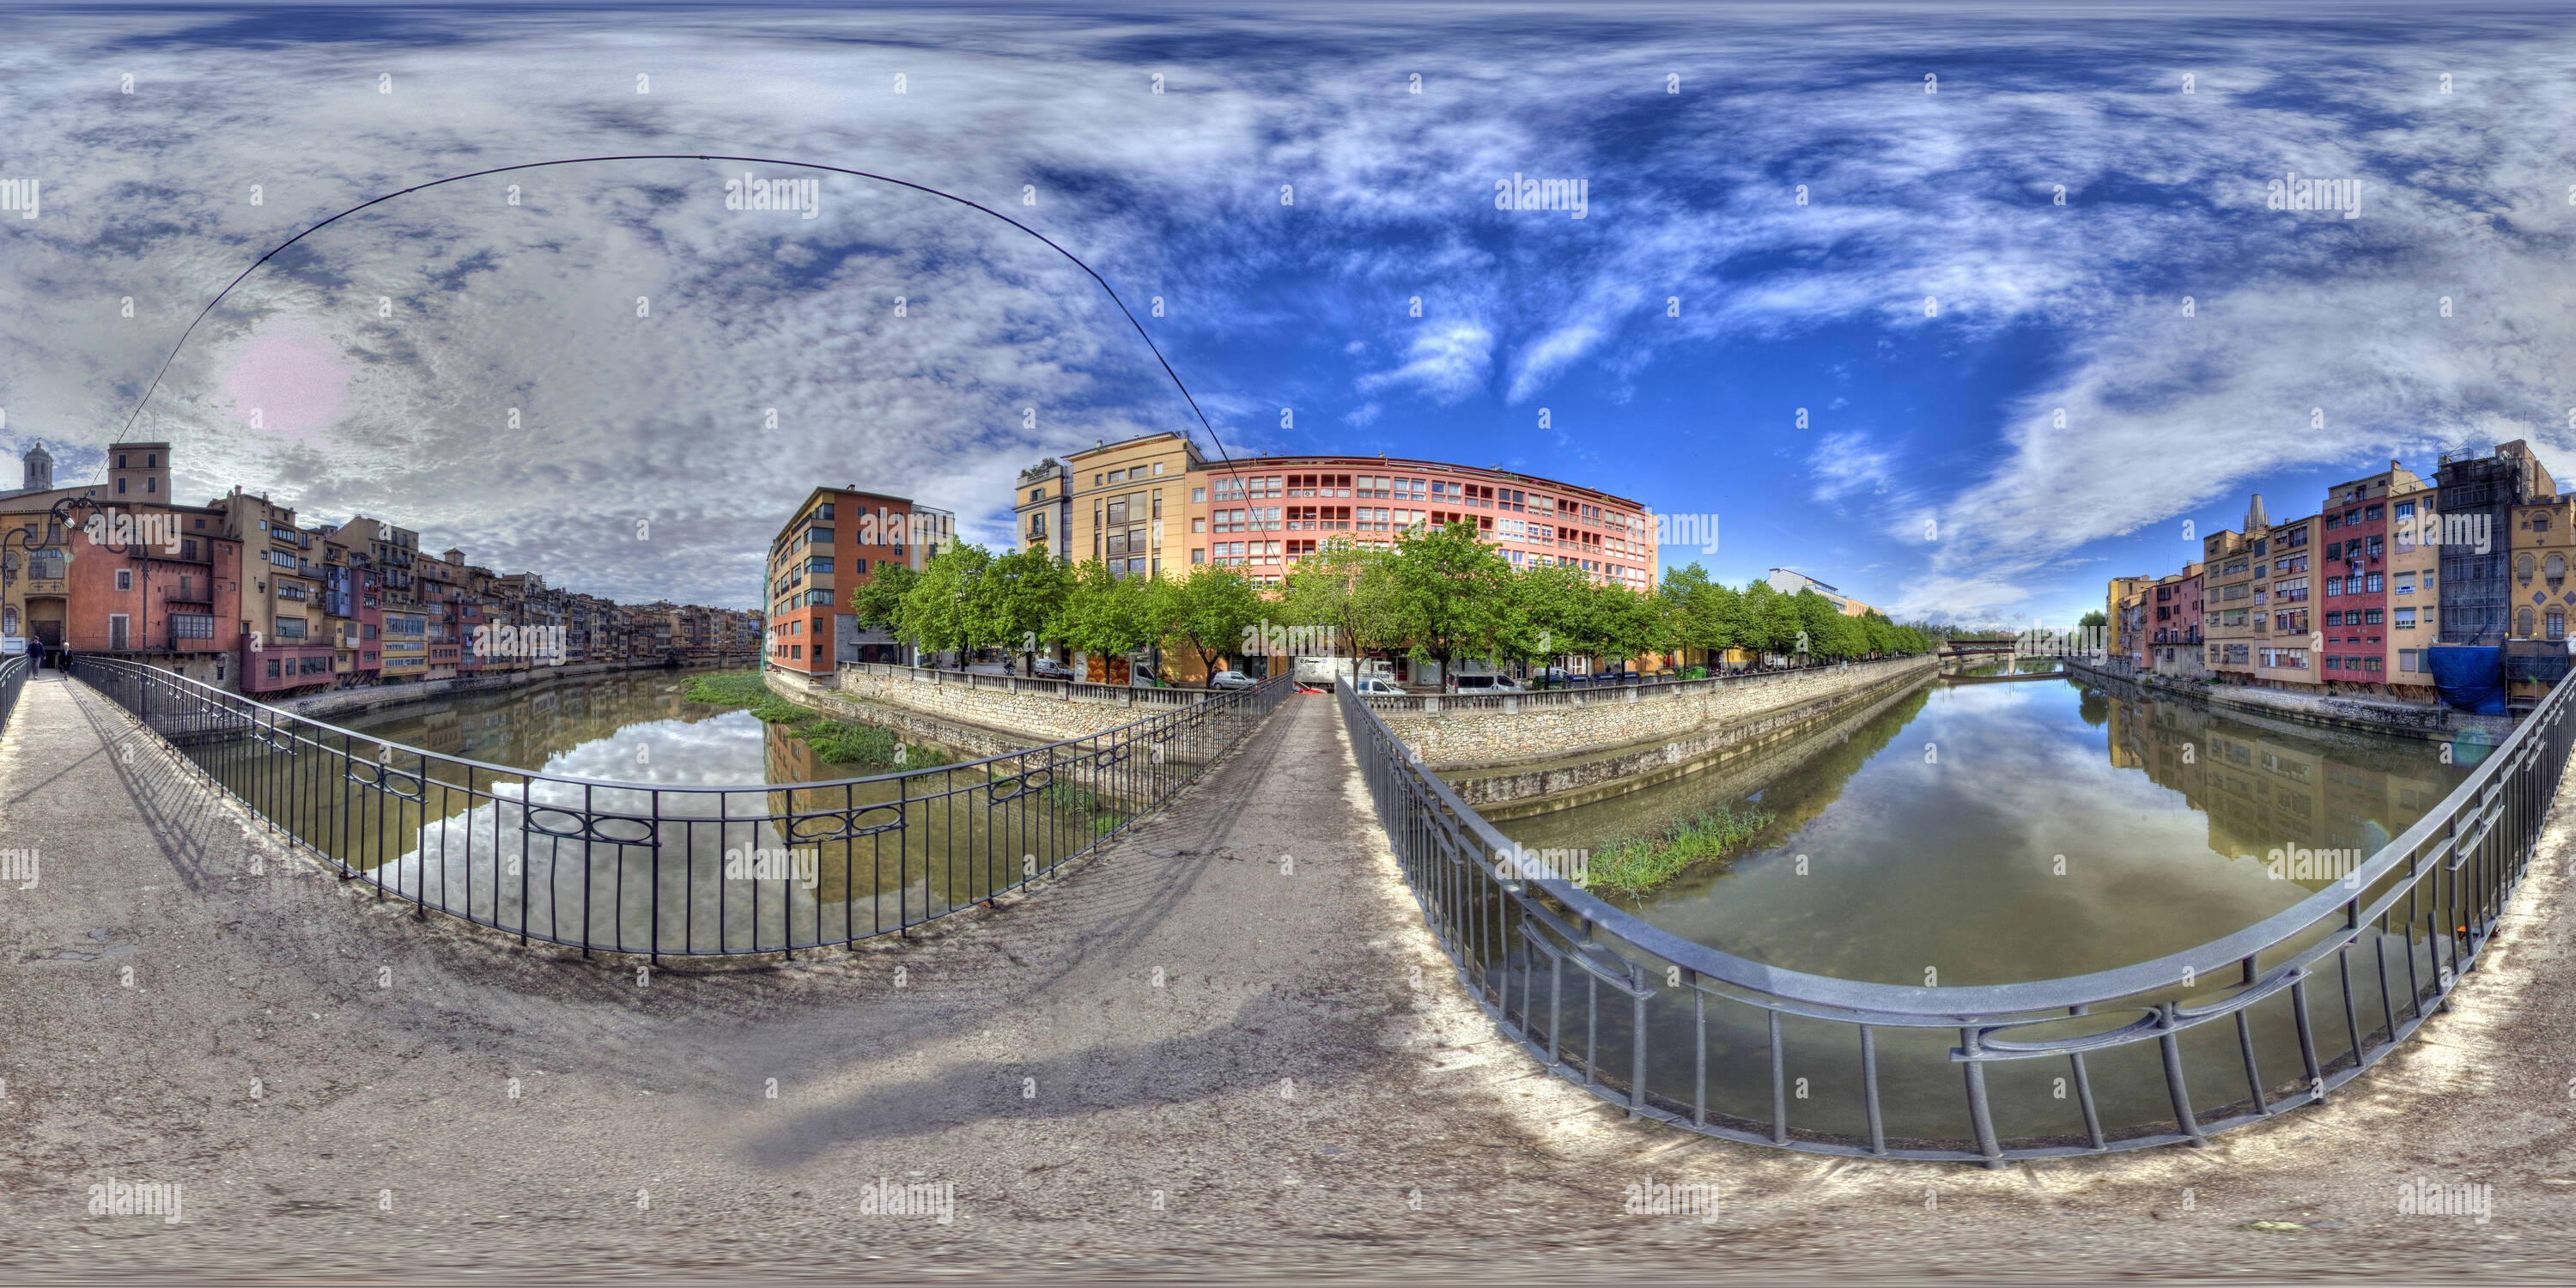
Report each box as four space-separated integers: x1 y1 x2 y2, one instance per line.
685 670 952 770
1586 805 1777 898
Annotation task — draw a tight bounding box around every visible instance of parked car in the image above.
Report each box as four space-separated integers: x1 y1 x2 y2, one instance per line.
1030 658 1077 680
1451 673 1525 693
1349 677 1406 696
1207 670 1260 690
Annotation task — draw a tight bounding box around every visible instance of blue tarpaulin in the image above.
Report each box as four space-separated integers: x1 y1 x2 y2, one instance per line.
2427 645 2508 715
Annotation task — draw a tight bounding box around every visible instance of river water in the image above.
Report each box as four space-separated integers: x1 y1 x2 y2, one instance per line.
1473 660 2488 1149
1502 659 2470 986
188 668 1135 957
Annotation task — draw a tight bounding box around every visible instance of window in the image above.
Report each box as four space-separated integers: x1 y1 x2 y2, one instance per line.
267 658 282 679
275 619 307 641
2553 611 2567 642
1109 469 1126 483
115 568 133 591
2395 572 2414 594
2518 606 2537 637
2365 574 2383 592
2396 607 2417 628
2364 609 2383 624
1190 487 1206 504
2366 504 2383 520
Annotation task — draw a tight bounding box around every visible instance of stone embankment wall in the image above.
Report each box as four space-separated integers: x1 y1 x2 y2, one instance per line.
1449 659 1942 816
768 668 1118 759
820 665 1168 745
1383 654 1947 770
2063 657 2498 743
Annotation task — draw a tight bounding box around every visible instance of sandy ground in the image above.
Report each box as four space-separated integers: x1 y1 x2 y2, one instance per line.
2 669 2573 1285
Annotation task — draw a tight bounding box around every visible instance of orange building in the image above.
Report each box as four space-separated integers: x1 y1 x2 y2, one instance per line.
763 487 953 676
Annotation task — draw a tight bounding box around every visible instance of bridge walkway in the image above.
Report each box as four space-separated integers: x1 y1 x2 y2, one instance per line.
3 671 2575 1275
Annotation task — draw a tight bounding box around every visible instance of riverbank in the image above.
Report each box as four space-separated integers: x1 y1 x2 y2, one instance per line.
2065 656 2513 745
1453 656 1943 817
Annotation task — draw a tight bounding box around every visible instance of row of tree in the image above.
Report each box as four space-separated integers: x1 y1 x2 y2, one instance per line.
846 521 1941 680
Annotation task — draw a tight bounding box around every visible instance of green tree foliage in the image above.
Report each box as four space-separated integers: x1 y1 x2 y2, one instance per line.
896 542 995 659
848 532 1936 683
847 560 919 630
978 548 1073 670
1048 561 1153 663
1383 521 1516 676
1281 538 1406 681
1156 565 1265 682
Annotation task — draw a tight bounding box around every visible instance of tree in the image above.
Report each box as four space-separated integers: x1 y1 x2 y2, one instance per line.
848 561 918 630
1514 560 1601 671
1739 579 1801 659
1157 566 1265 683
1283 538 1405 684
896 542 994 663
848 561 921 662
1383 521 1516 681
1049 561 1153 674
977 548 1072 672
1596 580 1669 671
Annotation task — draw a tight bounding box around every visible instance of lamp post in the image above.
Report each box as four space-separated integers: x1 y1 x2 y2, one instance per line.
3 497 123 668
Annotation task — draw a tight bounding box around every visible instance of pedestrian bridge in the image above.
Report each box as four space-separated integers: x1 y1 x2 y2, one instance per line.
27 652 2576 1168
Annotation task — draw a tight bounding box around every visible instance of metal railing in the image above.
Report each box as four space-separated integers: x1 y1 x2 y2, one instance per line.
74 656 1291 958
1358 653 1940 716
0 652 28 734
1339 671 2576 1163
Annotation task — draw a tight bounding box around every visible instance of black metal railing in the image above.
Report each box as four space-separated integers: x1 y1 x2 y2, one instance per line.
1339 671 2576 1163
0 652 28 732
74 656 1290 957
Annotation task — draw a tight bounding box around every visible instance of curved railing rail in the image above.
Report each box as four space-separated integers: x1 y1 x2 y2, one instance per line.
0 653 29 733
75 657 1290 958
1340 671 2576 1163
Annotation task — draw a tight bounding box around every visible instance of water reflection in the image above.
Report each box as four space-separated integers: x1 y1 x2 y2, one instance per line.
188 668 1145 955
1505 668 2468 986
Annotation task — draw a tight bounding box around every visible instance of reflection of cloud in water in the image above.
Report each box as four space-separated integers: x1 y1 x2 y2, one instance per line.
1523 678 2470 987
371 786 938 954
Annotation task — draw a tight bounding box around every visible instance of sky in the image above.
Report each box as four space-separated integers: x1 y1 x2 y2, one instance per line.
2 2 2573 622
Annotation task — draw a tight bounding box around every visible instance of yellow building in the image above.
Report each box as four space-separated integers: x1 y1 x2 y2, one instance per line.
1066 432 1201 578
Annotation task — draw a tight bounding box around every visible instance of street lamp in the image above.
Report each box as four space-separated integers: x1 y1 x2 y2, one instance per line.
1 497 118 666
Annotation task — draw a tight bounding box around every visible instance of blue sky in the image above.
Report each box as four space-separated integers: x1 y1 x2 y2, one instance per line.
2 3 2570 619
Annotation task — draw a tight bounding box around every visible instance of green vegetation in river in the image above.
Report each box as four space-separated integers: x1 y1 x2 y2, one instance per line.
686 671 952 770
1587 805 1777 896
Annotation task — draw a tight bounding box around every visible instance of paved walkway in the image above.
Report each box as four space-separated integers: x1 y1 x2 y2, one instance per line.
3 670 2576 1281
